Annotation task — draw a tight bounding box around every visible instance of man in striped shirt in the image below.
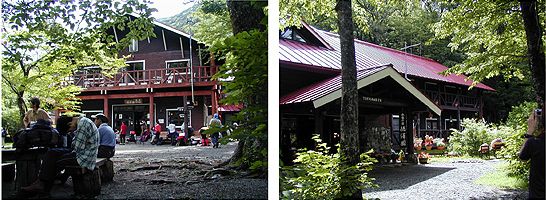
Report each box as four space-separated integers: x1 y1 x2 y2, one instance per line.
22 115 99 195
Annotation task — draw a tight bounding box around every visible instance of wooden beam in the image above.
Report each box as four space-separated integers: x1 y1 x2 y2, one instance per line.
179 37 184 58
162 30 167 51
113 27 119 43
103 96 109 124
78 90 213 100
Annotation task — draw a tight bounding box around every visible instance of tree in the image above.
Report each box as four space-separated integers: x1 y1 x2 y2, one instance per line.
1 0 155 128
336 0 362 199
189 0 267 172
434 0 544 126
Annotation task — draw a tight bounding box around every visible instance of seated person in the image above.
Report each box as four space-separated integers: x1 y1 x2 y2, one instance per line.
22 115 99 195
140 126 151 143
92 113 115 158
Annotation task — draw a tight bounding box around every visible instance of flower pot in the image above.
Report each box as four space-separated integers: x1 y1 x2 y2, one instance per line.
418 158 428 164
415 146 422 151
437 146 445 150
425 145 432 151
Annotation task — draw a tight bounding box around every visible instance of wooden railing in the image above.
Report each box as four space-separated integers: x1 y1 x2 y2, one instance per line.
63 66 218 89
422 90 479 109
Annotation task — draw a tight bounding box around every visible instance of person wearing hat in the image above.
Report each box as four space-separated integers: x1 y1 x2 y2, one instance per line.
92 113 116 158
208 113 222 148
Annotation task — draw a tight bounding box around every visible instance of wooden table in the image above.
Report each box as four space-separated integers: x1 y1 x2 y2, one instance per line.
3 148 48 191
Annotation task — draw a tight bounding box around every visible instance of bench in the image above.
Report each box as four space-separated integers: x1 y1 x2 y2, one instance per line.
65 158 114 197
2 162 15 182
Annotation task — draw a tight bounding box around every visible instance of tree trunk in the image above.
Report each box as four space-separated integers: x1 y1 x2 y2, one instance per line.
336 0 362 199
519 0 545 129
16 92 27 129
224 0 266 169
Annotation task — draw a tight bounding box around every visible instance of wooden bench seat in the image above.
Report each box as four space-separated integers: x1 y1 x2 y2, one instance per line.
2 162 15 182
65 158 114 197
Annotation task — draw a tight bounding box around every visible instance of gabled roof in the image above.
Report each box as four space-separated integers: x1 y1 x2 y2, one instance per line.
280 65 442 115
129 13 199 43
279 25 494 91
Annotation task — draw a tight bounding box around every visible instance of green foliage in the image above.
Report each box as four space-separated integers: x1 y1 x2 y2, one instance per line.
434 0 546 86
191 1 267 171
498 102 537 182
186 0 232 48
280 135 377 199
448 119 496 157
157 3 200 33
2 0 155 127
475 162 528 190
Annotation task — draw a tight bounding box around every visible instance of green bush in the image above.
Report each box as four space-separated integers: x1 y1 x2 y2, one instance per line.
498 102 536 182
448 118 495 157
280 135 377 199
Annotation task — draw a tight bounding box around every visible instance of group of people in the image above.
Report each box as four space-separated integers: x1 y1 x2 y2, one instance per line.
19 97 116 196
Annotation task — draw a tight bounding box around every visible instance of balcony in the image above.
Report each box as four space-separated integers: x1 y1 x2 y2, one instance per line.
422 90 479 110
63 66 218 91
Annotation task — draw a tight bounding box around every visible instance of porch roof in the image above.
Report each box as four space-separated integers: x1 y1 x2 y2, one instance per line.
280 65 442 115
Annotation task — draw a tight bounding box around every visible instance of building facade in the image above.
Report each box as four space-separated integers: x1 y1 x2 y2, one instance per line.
66 17 221 136
279 22 495 163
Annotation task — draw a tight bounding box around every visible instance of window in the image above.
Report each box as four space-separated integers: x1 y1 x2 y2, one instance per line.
280 28 306 43
129 39 138 52
126 61 144 71
166 109 191 129
166 60 190 69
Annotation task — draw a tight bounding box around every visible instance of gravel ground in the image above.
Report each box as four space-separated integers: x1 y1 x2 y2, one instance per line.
3 141 267 199
363 159 528 200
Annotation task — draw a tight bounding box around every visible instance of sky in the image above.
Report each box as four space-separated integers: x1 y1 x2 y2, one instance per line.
148 0 196 19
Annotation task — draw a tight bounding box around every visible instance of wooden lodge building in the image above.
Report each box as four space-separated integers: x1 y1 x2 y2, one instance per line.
279 22 495 162
63 16 233 135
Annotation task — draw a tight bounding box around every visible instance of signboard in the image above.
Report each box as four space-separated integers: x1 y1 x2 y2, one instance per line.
362 96 382 103
158 119 164 124
124 99 143 104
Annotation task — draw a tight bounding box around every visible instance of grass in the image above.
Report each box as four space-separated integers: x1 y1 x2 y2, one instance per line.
429 155 475 163
474 162 528 190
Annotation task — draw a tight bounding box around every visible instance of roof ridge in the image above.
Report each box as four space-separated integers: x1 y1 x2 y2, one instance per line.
317 28 440 64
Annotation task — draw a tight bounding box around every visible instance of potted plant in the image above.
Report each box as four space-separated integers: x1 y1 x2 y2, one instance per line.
435 138 446 150
418 151 430 164
424 135 433 150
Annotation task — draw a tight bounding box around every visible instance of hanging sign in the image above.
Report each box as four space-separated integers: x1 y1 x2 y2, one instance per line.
362 96 383 103
124 99 143 104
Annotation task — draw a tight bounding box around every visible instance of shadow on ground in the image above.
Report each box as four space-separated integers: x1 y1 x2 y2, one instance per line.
364 164 456 192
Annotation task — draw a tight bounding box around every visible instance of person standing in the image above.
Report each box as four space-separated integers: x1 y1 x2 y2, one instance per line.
21 115 99 195
23 97 51 128
92 113 116 158
120 121 127 145
168 123 177 146
519 109 545 199
153 120 162 145
209 113 222 148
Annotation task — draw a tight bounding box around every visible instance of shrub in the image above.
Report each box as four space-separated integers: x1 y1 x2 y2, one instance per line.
448 118 495 157
280 135 377 199
498 102 536 182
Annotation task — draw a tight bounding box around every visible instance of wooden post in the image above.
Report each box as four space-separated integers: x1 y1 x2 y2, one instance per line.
183 96 189 138
457 108 461 130
314 108 323 139
149 94 154 127
211 92 218 115
103 96 109 123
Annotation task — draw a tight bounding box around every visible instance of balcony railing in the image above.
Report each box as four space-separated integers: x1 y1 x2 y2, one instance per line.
422 90 479 109
63 66 218 90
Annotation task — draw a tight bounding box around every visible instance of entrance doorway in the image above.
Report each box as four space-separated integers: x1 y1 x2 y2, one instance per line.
113 104 153 136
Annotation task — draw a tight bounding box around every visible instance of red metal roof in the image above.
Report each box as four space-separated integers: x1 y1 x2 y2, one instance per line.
280 66 388 105
218 104 242 112
279 26 495 91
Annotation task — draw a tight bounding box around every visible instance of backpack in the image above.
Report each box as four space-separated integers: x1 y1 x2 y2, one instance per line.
14 119 61 152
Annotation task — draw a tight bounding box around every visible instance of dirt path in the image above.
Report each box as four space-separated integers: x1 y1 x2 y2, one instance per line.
363 159 527 200
3 142 267 199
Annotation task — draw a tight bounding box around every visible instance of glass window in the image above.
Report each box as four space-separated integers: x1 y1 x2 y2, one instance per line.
280 28 306 43
167 109 191 129
166 60 190 69
126 62 144 71
129 39 138 52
